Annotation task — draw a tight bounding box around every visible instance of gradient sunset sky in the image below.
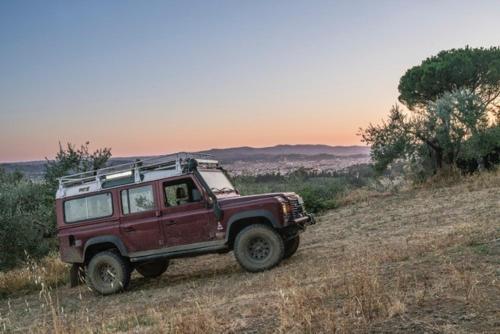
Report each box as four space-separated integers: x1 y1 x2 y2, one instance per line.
1 1 499 162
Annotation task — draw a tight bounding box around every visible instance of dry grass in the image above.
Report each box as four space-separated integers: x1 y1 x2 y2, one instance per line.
0 254 68 298
0 170 499 333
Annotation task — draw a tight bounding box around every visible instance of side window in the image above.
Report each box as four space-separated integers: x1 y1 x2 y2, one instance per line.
121 185 155 214
163 178 202 207
64 193 113 223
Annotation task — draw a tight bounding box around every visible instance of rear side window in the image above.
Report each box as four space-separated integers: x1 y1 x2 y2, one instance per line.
121 185 155 214
64 193 113 223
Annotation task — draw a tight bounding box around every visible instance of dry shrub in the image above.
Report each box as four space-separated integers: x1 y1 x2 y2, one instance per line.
338 249 409 328
0 254 68 298
165 309 222 334
25 304 223 334
277 286 338 334
387 298 406 318
103 311 157 333
464 168 500 191
422 168 500 190
341 261 390 322
446 257 482 304
102 306 226 334
337 188 391 206
422 168 464 188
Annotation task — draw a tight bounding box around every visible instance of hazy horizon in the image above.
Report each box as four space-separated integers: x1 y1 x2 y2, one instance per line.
0 143 370 164
1 0 499 162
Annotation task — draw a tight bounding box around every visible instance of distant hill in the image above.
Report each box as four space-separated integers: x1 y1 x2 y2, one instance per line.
199 145 370 161
1 144 370 179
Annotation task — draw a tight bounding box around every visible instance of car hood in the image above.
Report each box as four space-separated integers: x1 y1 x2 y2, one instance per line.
216 192 298 207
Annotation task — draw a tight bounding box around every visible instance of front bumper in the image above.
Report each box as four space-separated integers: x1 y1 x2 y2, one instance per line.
291 213 316 227
282 213 315 240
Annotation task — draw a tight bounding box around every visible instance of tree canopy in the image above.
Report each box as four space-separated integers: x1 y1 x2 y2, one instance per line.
44 142 111 190
362 89 495 175
398 46 500 114
363 46 500 178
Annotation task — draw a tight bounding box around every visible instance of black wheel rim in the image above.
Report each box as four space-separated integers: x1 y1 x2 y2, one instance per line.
247 237 271 261
96 262 118 286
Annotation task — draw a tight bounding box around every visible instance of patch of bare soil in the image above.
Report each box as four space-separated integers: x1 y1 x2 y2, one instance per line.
1 173 499 333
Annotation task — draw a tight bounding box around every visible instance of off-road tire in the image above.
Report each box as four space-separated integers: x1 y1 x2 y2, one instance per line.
135 259 170 278
283 235 300 259
234 224 284 272
86 251 131 295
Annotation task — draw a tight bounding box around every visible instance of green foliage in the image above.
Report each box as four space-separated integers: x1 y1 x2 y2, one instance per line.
233 167 374 213
421 89 489 166
0 142 112 271
45 142 111 190
359 105 414 173
458 125 500 172
0 169 54 270
365 46 500 178
363 88 499 177
398 46 500 114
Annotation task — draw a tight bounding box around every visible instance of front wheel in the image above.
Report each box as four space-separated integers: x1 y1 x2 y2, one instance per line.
135 259 169 278
234 224 284 272
283 235 300 259
86 251 131 295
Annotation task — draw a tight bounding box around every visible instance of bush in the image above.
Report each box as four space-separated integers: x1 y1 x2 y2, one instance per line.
0 169 55 270
0 142 112 271
233 166 373 213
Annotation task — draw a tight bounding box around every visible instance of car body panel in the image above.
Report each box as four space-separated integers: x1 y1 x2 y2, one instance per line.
56 168 314 264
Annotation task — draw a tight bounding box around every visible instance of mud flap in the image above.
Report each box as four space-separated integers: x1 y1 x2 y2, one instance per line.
69 264 85 288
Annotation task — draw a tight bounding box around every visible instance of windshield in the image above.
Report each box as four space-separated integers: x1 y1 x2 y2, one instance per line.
199 170 236 195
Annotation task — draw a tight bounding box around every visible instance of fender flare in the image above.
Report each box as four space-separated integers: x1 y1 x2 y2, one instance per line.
83 235 129 259
225 209 279 242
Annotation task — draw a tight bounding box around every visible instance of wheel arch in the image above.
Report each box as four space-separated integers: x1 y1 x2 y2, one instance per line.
83 235 128 263
225 210 279 248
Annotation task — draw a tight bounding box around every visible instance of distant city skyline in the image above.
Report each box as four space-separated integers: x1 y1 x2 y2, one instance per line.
1 0 500 162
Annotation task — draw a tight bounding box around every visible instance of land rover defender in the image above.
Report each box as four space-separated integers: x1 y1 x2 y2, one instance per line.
56 153 315 294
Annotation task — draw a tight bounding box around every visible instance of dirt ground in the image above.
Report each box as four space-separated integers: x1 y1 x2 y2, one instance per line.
1 174 499 333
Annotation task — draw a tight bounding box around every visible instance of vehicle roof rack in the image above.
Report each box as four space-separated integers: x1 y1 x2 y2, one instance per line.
56 152 217 199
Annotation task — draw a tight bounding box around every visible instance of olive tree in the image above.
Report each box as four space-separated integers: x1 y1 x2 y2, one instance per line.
361 89 494 175
0 169 54 269
45 142 111 190
362 47 500 177
0 142 112 270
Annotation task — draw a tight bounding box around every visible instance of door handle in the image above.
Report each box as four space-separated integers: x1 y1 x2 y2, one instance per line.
123 226 136 232
165 220 176 225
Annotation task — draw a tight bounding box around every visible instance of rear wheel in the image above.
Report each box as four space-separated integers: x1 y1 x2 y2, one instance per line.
283 235 300 259
135 259 169 278
86 251 131 295
234 224 284 272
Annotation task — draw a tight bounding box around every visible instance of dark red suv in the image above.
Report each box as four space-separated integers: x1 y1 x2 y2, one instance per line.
56 153 315 294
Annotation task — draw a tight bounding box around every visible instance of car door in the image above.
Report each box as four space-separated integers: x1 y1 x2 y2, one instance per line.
118 183 163 253
158 175 216 247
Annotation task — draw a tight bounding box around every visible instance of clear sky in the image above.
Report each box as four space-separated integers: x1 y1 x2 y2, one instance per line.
1 0 499 162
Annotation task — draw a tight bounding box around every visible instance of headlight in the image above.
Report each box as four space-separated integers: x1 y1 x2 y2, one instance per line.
281 202 292 217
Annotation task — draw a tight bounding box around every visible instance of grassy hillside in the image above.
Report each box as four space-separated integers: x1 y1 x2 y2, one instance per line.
1 171 499 333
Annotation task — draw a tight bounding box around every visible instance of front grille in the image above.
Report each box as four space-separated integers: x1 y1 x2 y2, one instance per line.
288 198 304 219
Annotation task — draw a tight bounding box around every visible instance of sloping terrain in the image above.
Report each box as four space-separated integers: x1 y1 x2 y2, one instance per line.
1 173 499 333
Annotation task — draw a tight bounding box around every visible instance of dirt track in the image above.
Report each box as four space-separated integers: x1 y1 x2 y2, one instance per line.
2 174 499 333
